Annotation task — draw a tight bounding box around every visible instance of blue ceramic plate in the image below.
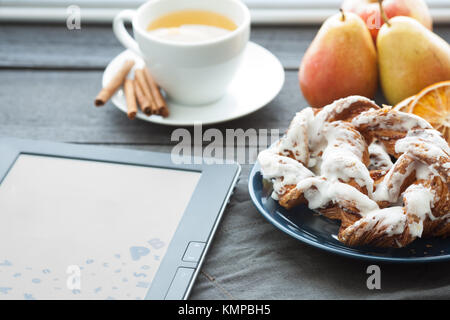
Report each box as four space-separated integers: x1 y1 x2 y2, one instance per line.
249 162 450 263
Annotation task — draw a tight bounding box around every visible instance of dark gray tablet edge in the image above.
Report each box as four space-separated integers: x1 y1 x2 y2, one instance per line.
0 137 241 300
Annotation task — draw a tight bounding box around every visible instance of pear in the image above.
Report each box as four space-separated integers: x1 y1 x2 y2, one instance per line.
377 16 450 105
299 11 378 108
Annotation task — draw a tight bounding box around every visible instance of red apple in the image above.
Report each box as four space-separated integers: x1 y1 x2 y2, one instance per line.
341 0 432 42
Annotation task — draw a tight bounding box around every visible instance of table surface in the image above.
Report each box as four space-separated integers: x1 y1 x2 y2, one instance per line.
1 22 450 300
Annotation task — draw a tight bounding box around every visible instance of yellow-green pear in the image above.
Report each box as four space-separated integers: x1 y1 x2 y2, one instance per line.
377 16 450 105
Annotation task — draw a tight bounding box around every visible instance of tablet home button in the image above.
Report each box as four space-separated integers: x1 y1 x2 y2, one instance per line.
182 241 206 263
165 267 195 300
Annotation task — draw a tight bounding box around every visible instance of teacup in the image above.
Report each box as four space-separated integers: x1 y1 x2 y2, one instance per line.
113 0 251 105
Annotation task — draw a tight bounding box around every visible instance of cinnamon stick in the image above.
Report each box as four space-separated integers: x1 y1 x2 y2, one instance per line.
134 69 158 114
144 68 169 117
95 59 135 106
133 78 152 116
124 79 138 120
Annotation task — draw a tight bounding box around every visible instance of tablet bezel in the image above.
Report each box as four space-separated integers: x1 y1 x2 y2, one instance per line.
0 137 240 300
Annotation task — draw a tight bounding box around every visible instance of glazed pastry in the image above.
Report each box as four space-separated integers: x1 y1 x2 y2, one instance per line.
258 96 450 248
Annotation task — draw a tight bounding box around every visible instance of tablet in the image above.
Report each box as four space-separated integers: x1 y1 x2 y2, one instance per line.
0 138 240 300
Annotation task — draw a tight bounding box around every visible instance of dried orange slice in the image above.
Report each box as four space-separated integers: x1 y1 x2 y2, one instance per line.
393 95 415 112
408 81 450 143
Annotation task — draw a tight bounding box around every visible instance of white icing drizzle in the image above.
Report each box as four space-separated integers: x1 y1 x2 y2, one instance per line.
352 109 432 131
395 129 450 159
372 154 416 203
319 122 373 193
415 161 438 181
296 177 379 214
345 207 407 237
320 95 377 119
403 183 435 238
306 96 378 171
368 140 393 171
258 148 314 199
277 108 313 166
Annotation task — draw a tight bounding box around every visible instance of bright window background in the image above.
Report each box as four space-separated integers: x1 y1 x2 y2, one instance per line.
1 0 449 23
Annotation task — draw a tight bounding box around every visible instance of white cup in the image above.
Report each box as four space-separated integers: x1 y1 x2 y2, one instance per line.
113 0 250 105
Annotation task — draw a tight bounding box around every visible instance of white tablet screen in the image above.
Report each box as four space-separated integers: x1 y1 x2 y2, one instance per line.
0 154 201 300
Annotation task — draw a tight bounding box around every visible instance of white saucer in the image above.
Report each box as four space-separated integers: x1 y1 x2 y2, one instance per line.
103 42 285 126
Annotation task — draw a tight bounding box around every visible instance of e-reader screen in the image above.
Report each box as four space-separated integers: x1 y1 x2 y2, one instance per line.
0 154 201 300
